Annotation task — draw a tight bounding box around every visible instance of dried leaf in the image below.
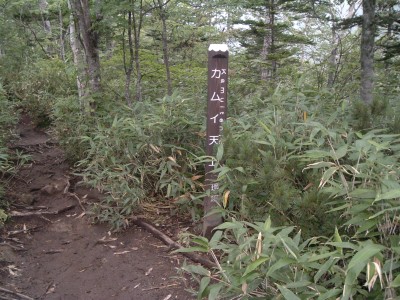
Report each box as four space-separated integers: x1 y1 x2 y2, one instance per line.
145 267 153 276
8 265 21 277
46 283 56 294
114 250 130 255
191 175 203 181
149 144 161 153
98 236 117 243
76 212 86 218
223 190 230 208
255 232 262 259
241 282 248 295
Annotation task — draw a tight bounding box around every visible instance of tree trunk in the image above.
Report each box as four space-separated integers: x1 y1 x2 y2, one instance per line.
71 0 102 110
68 0 87 110
360 0 376 105
327 13 339 89
260 0 275 82
132 1 143 102
39 0 51 34
59 4 66 61
123 11 134 107
157 0 172 96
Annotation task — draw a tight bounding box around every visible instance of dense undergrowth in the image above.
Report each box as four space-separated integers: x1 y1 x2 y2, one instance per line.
2 57 400 299
0 83 21 227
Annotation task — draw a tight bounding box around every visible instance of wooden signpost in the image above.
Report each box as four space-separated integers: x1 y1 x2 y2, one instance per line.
203 44 228 238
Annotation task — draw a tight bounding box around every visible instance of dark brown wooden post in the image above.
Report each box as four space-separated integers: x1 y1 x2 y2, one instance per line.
203 44 228 238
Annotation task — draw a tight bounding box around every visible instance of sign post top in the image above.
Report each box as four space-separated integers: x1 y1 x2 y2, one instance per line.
208 44 228 52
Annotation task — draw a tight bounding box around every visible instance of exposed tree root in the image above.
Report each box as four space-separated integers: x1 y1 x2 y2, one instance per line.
9 205 75 217
0 287 34 300
132 218 216 269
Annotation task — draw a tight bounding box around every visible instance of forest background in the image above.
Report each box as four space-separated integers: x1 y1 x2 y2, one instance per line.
1 0 400 299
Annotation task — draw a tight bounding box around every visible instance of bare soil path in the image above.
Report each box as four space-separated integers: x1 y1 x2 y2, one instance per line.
0 114 195 300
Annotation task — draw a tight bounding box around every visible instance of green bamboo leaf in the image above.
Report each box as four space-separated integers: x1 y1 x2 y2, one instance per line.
209 230 223 247
349 188 376 199
390 274 400 288
325 242 358 251
368 206 400 220
182 264 210 276
198 276 210 300
280 237 298 259
334 226 343 255
242 257 268 277
317 289 341 300
285 280 311 289
257 120 272 134
192 237 210 248
327 203 351 213
374 189 400 202
305 161 336 169
208 283 223 300
308 251 339 262
215 222 242 230
330 145 348 160
277 285 301 300
356 219 377 234
263 216 271 231
347 243 385 273
319 167 338 188
216 144 223 161
314 256 336 283
303 150 331 159
368 139 389 151
267 258 295 276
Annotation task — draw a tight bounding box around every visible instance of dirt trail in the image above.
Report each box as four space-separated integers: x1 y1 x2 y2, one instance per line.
0 115 195 300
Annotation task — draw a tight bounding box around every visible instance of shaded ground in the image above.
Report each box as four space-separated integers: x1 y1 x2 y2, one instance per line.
0 114 196 300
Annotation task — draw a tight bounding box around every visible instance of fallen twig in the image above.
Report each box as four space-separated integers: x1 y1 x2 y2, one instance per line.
7 226 42 236
9 205 75 217
0 287 34 300
44 249 64 254
132 218 215 269
142 283 178 291
95 236 117 245
68 193 86 211
1 242 25 251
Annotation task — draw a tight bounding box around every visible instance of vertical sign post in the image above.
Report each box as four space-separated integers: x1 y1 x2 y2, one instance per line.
203 44 228 238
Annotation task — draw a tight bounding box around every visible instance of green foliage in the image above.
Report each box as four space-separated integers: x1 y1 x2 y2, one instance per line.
178 218 395 299
75 93 206 230
9 58 75 126
215 82 342 238
179 81 400 298
1 1 400 298
51 95 91 162
0 82 19 227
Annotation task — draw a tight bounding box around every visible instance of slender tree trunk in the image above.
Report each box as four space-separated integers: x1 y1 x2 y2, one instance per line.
327 14 339 88
134 42 143 102
39 0 51 34
157 0 172 96
68 0 87 110
260 0 275 82
71 0 102 110
360 0 376 105
59 4 66 61
132 1 143 102
123 11 134 107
